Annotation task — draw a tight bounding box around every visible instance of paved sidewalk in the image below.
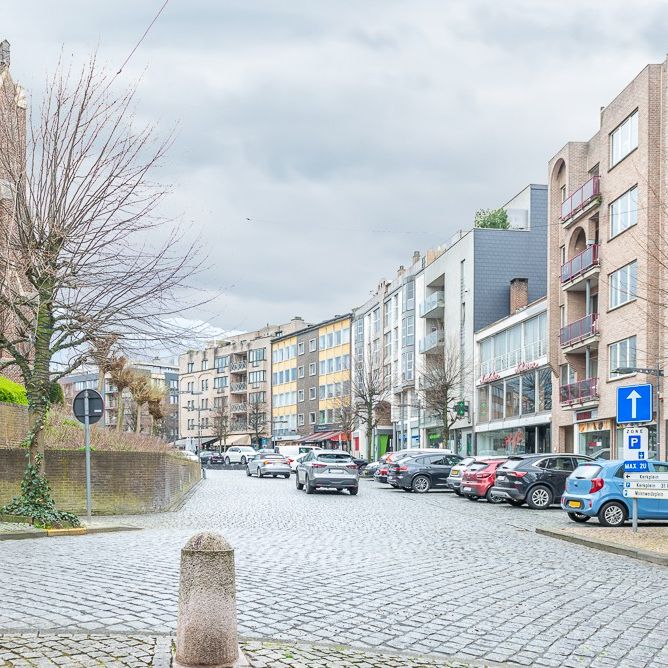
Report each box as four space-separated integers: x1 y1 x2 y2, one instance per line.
0 634 504 667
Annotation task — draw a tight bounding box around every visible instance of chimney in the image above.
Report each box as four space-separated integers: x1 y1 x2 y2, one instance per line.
0 41 9 70
412 251 420 265
510 278 529 314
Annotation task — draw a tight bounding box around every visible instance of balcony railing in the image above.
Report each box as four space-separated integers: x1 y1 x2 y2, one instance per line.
419 291 445 318
560 378 599 404
230 382 247 393
419 329 445 353
230 402 248 413
561 244 600 283
230 361 247 372
561 175 600 222
478 339 547 377
560 313 599 348
230 421 247 431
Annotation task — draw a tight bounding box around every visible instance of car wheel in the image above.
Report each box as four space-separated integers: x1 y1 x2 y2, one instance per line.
272 474 277 478
245 467 251 477
507 499 524 507
412 475 431 493
568 512 591 523
349 487 359 495
241 456 247 465
224 456 230 465
283 474 290 479
295 475 304 491
454 489 462 496
485 489 504 504
257 469 263 478
526 485 553 510
598 501 627 527
336 488 343 493
305 475 315 494
466 495 478 502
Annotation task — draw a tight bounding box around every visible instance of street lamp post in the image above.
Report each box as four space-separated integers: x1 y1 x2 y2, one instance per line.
613 363 664 458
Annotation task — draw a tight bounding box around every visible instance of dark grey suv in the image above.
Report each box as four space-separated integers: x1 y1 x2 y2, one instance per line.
491 454 595 509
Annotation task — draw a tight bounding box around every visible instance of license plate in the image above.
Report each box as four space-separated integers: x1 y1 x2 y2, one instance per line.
451 469 459 475
567 500 582 509
462 486 472 492
497 475 506 481
329 468 348 475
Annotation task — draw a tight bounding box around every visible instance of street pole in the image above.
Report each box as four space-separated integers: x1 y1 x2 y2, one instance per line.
84 389 92 524
657 358 662 461
632 497 638 533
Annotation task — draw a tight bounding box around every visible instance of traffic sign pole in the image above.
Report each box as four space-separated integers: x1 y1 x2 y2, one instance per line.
632 497 638 533
84 390 92 524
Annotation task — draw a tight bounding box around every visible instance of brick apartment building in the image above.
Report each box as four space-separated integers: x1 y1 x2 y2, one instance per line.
548 59 668 459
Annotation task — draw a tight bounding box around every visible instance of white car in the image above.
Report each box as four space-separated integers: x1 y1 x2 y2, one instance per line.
224 446 257 465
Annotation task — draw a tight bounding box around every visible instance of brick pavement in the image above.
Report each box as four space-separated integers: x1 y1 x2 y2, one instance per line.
2 472 668 667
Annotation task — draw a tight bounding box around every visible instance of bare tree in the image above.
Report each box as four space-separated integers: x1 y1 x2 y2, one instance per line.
108 355 134 432
146 385 166 436
89 334 119 394
0 56 203 470
352 350 389 461
333 389 355 451
211 399 231 452
417 338 469 447
247 400 267 448
128 370 152 434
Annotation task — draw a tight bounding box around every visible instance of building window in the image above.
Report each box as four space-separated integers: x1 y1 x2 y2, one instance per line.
201 398 208 409
298 365 305 379
309 338 317 352
384 301 391 328
610 110 638 167
215 356 229 370
249 370 266 384
609 261 637 309
213 376 228 389
309 387 316 400
560 185 566 202
298 413 305 426
491 380 504 420
201 359 208 371
298 389 305 402
521 373 536 415
477 386 489 422
384 332 392 359
505 377 520 418
319 385 326 400
249 348 266 363
609 336 637 378
201 379 209 391
249 391 265 403
319 334 326 350
403 281 415 311
402 315 415 347
187 362 194 373
610 186 638 238
538 368 552 411
309 363 316 376
309 412 316 424
372 308 380 335
298 342 305 355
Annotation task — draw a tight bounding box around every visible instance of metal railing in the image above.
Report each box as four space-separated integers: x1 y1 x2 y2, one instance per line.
419 329 445 353
230 403 248 413
561 244 600 283
560 313 598 347
230 382 247 392
561 175 600 222
419 291 445 318
230 361 247 372
559 378 599 404
478 339 547 377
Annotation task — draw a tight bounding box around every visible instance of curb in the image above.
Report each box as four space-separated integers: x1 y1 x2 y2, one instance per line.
167 478 204 512
536 527 668 566
0 524 142 541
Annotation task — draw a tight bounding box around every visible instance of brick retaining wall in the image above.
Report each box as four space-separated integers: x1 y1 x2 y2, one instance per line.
0 449 201 515
0 401 29 447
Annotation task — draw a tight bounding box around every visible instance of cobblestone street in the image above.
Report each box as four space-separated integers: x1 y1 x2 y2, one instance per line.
2 471 668 666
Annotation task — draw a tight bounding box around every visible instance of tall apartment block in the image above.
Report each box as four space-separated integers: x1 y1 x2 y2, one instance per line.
178 318 307 449
271 314 352 447
549 60 668 459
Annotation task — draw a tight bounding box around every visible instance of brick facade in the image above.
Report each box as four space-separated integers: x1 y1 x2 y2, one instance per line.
0 401 28 447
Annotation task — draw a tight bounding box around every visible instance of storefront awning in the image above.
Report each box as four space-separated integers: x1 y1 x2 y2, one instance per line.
226 434 251 446
297 430 349 444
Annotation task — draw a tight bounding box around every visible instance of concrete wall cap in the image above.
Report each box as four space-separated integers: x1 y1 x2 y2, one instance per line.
183 531 233 552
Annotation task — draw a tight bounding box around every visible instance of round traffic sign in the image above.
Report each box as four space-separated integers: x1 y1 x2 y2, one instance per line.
73 389 105 425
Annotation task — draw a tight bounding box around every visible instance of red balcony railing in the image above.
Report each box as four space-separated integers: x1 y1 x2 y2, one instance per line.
560 378 599 404
560 313 599 347
561 176 601 222
561 244 600 283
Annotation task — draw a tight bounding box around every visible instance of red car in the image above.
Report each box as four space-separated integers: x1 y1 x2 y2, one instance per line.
460 459 507 504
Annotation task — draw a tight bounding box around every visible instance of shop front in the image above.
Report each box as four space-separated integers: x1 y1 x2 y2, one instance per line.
575 419 658 459
476 425 551 457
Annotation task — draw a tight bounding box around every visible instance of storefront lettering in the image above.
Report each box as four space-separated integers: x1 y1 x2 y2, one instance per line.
516 361 539 373
479 372 501 384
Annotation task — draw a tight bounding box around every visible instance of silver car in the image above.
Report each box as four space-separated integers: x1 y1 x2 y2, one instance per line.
246 453 291 478
295 450 359 495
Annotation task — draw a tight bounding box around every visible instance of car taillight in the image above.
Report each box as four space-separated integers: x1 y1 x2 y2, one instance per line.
397 465 409 472
287 458 293 464
311 462 326 469
475 472 491 479
589 478 604 493
346 463 357 471
507 471 527 478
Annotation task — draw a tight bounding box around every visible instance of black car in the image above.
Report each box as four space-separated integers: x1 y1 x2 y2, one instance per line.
208 452 226 466
198 450 216 466
352 458 368 473
390 453 463 493
491 454 595 509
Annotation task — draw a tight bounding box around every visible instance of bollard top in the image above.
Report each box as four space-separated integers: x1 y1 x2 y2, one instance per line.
182 531 233 553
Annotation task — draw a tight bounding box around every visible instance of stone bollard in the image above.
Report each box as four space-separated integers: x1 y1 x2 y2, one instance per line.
174 532 246 668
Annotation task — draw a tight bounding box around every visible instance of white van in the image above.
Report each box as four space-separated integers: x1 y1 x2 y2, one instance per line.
277 444 322 462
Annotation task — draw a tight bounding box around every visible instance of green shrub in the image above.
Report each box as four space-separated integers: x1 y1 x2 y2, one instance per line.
49 382 65 406
0 376 28 405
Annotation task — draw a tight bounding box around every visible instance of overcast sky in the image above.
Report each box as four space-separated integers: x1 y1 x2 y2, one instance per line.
6 1 668 334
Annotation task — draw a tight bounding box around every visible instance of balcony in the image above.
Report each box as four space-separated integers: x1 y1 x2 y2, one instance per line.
419 329 445 354
230 361 247 373
230 402 248 414
560 313 599 351
561 244 600 288
560 378 599 405
561 176 601 226
478 340 547 378
230 382 247 393
230 421 247 431
419 291 445 318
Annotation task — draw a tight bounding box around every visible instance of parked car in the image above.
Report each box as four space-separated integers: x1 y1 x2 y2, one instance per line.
391 453 463 493
561 459 668 526
492 454 595 509
460 459 507 503
352 457 368 473
277 444 322 460
378 448 453 485
374 463 392 484
363 460 381 478
295 450 359 495
208 452 226 466
198 450 216 466
246 453 291 478
446 456 477 494
224 446 257 465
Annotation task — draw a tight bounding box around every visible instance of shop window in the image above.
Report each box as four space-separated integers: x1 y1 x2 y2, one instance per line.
521 373 536 415
490 381 504 420
505 377 520 418
477 386 489 422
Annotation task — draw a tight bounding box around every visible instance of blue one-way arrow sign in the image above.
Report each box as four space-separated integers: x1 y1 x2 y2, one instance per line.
617 384 653 424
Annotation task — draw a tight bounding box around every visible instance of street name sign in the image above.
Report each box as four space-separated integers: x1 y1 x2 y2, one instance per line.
624 472 668 481
616 383 653 424
623 488 668 499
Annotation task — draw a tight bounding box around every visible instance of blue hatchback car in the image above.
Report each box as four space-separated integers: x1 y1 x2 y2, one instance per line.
561 459 668 527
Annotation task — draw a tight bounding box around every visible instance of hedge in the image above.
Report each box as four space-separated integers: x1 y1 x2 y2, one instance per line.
0 376 28 405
